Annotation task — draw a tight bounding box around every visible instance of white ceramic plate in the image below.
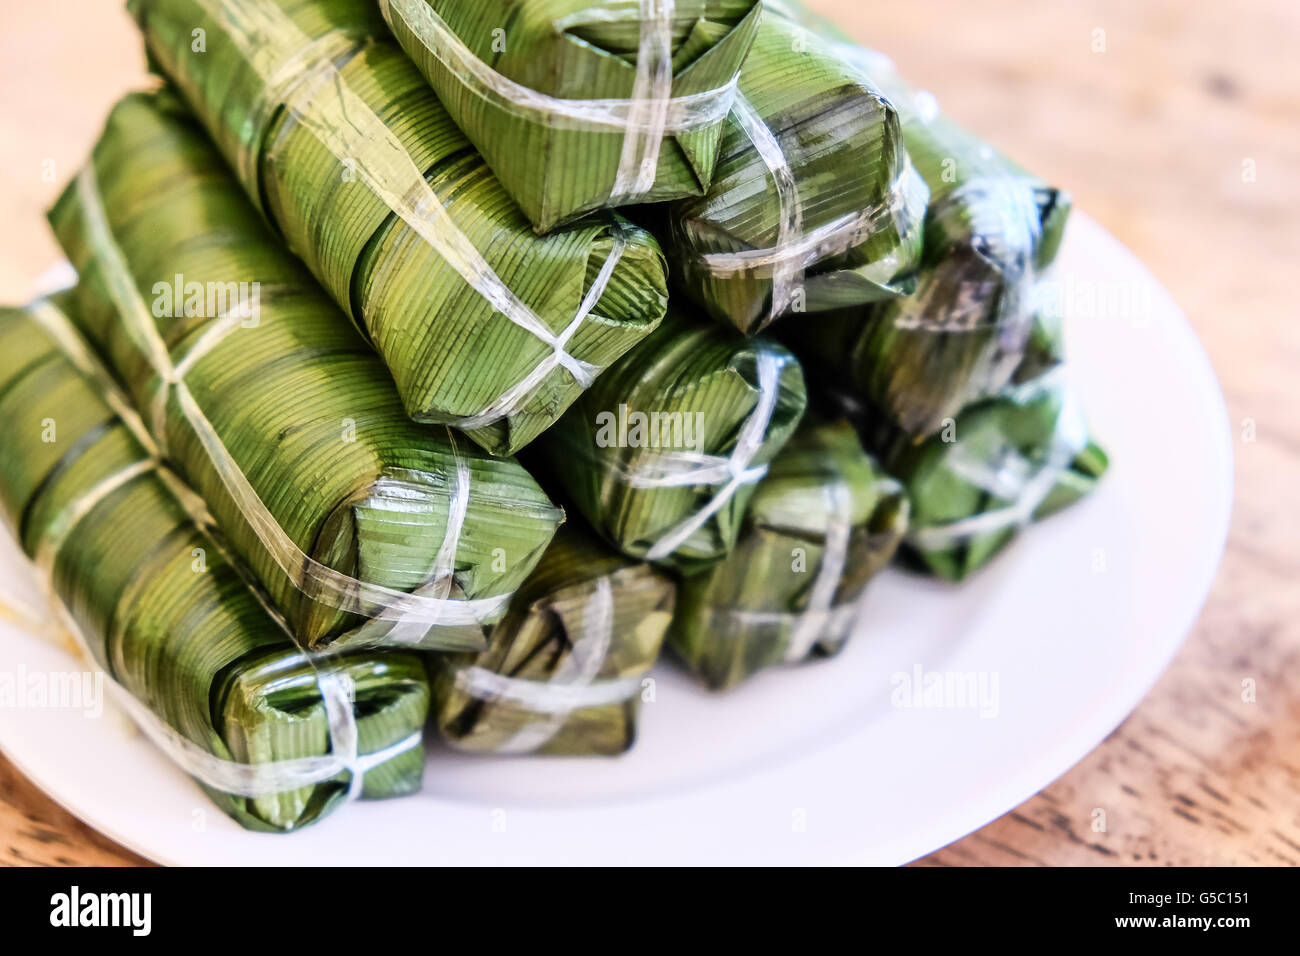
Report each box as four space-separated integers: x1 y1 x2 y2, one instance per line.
0 215 1232 865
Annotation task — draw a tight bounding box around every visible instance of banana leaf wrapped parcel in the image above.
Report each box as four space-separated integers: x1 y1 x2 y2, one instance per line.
379 0 763 233
865 374 1108 582
432 525 674 755
535 313 807 572
670 419 908 690
780 41 1071 438
128 0 670 455
49 91 563 653
661 11 929 335
0 299 430 832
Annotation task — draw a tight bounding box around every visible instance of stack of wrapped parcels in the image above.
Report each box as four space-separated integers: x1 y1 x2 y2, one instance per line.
0 0 1106 830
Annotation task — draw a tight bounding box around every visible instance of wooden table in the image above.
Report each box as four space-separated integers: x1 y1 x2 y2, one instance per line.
1 0 1296 867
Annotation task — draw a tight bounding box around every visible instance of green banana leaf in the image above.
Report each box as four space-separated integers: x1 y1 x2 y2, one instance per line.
866 374 1108 582
670 419 908 690
127 0 669 456
380 0 763 233
534 311 807 572
661 12 928 335
772 17 1071 438
49 91 563 653
432 523 674 755
0 298 430 832
1013 308 1066 386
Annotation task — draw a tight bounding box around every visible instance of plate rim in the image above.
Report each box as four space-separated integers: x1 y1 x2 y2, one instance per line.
1 213 1234 866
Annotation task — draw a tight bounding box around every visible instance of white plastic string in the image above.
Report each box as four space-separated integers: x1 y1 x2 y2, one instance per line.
721 600 860 631
699 162 923 277
318 673 358 800
376 0 736 134
26 298 162 459
171 300 260 379
377 443 473 647
27 298 224 542
983 179 1044 367
609 0 675 203
727 91 803 318
829 37 1049 356
890 177 1042 340
275 55 599 390
699 86 920 329
151 298 264 450
74 162 504 637
449 228 628 431
18 302 420 802
59 604 415 801
454 669 643 715
783 480 853 662
193 0 619 427
907 385 1090 551
33 462 157 577
451 576 646 754
716 476 901 634
625 350 785 561
101 662 419 801
946 434 1032 501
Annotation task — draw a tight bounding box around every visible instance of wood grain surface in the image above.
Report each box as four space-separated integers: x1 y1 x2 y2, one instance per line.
0 0 1296 867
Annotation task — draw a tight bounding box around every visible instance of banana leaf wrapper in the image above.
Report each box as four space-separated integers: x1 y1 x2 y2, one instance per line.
866 375 1108 581
431 524 674 755
775 33 1071 438
0 299 430 832
534 313 807 572
670 419 907 690
661 12 929 335
49 91 563 653
127 0 669 456
379 0 763 233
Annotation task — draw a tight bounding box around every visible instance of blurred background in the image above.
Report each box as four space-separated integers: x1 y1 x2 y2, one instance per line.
0 0 1296 865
